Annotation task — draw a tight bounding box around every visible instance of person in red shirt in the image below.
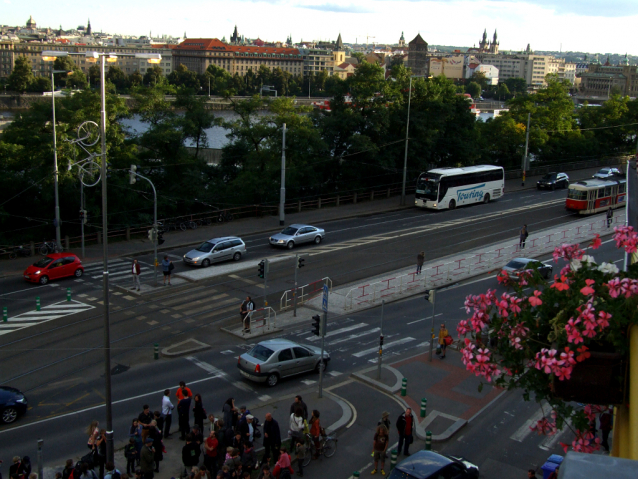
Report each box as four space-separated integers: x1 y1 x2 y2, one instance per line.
176 381 192 401
309 410 321 459
395 408 415 456
204 429 218 476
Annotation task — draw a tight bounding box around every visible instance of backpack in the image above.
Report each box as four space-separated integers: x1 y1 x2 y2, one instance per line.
279 468 292 479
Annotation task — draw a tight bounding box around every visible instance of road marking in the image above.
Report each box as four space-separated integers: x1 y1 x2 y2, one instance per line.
326 328 380 346
407 313 442 325
328 371 342 377
0 300 95 336
306 323 368 341
185 356 227 377
229 274 258 285
259 395 272 402
539 420 572 451
220 350 235 355
352 337 415 357
301 380 317 385
510 408 545 442
0 284 53 297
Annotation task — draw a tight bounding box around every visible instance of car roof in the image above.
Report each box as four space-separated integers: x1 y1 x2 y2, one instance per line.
46 253 77 259
287 224 314 229
204 237 242 243
510 257 536 263
257 338 300 350
395 451 453 477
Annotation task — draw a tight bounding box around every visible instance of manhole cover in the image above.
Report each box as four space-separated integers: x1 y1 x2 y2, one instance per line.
111 364 130 375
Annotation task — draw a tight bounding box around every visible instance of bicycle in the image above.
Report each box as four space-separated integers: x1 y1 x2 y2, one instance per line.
217 210 234 223
38 240 61 255
301 430 337 467
0 247 17 260
179 220 198 231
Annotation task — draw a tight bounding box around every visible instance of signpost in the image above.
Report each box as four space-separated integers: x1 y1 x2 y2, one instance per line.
318 283 329 398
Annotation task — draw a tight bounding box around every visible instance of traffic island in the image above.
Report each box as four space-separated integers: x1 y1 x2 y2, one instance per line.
160 338 211 357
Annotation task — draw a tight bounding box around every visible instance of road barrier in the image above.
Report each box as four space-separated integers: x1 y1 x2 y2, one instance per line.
36 297 41 311
245 307 278 334
344 214 625 311
66 287 71 302
425 431 432 450
401 378 407 396
390 450 398 469
280 277 332 311
2 307 7 322
421 398 427 418
154 343 159 360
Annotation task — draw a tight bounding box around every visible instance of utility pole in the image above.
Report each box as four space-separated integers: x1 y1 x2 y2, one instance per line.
425 289 436 362
80 179 85 258
318 282 329 398
279 123 286 226
377 300 385 380
401 76 413 206
50 70 61 251
522 112 530 186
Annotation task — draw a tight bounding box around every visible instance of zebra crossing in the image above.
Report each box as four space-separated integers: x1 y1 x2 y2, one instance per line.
81 258 156 286
0 299 95 336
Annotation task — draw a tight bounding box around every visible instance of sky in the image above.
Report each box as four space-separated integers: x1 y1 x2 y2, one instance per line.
4 0 637 56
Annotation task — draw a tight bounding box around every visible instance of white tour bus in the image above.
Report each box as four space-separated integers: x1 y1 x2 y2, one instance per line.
415 165 505 210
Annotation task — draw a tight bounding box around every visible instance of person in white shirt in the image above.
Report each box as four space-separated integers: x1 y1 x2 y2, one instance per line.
162 389 174 438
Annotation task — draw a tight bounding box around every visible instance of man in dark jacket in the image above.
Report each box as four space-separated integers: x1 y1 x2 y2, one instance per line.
289 396 308 420
261 413 281 466
396 408 416 456
177 394 192 440
140 437 156 479
182 434 201 475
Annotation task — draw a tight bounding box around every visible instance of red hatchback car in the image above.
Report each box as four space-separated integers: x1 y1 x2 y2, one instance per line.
23 253 84 285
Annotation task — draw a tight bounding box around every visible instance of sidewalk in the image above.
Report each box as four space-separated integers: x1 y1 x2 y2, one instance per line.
0 164 613 280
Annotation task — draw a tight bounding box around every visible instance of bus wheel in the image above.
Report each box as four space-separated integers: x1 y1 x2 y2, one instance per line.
483 194 490 204
449 199 456 210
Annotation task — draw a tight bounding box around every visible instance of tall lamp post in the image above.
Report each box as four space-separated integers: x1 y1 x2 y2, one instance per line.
42 50 161 464
400 74 427 206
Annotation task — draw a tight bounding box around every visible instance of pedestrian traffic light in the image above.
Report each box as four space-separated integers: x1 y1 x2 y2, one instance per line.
258 260 265 278
379 335 384 346
106 162 112 179
148 229 156 242
311 315 321 336
297 257 305 269
424 290 430 302
424 289 436 304
129 164 137 184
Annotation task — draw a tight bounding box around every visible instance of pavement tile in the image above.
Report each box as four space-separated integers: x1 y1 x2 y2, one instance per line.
361 365 397 386
423 415 456 436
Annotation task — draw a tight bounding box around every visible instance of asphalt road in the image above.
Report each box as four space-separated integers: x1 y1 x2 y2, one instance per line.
0 238 623 476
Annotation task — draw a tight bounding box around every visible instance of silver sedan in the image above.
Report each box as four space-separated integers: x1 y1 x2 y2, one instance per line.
269 224 325 249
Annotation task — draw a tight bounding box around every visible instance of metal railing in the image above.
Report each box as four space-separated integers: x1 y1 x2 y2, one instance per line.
280 277 332 311
344 214 625 311
245 307 277 333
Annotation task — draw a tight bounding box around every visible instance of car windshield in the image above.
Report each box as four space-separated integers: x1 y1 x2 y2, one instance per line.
505 260 527 270
598 169 609 174
195 242 215 252
33 257 53 268
541 174 556 180
248 345 275 362
280 227 298 236
416 173 440 200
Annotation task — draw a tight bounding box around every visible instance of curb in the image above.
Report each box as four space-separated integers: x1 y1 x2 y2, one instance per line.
350 364 404 394
160 339 211 358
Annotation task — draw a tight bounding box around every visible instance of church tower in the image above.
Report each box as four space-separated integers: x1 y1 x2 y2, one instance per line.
87 19 92 35
479 29 488 51
399 31 405 47
231 26 240 44
489 29 499 54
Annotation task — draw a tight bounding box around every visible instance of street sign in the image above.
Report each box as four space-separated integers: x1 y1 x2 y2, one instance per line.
322 284 329 312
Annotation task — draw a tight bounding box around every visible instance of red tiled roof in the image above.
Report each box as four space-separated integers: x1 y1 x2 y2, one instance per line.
175 38 299 55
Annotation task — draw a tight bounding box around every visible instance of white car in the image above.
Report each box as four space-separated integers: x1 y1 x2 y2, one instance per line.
593 168 621 179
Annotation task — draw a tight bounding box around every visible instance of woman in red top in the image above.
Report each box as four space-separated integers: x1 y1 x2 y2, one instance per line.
309 410 321 459
203 430 218 476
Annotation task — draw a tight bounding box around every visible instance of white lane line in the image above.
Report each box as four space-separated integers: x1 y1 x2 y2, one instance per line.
407 313 442 325
539 420 572 451
185 356 227 377
0 284 52 297
352 337 415 357
327 328 380 346
306 323 368 341
510 408 545 442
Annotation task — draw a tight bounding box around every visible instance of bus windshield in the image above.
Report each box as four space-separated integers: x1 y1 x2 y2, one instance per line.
416 173 440 200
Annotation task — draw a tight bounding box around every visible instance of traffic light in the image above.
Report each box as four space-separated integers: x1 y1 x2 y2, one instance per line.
148 229 157 242
129 164 137 184
311 315 321 336
424 289 436 304
79 210 87 224
258 260 265 278
424 290 430 302
157 232 165 245
106 162 112 179
379 335 384 346
297 257 305 269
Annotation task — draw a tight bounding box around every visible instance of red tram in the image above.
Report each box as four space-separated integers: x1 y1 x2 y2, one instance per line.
565 178 626 214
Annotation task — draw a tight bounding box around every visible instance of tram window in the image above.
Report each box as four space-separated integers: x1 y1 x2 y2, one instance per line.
604 186 612 196
597 188 605 198
619 184 627 193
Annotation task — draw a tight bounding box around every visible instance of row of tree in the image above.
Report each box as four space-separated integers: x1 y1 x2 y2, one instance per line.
1 61 637 246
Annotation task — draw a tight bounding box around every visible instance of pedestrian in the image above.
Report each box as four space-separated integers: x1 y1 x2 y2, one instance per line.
231 432 245 458
130 419 143 459
289 409 305 447
256 465 273 479
95 430 107 479
519 224 528 249
527 470 538 479
9 457 27 479
438 323 450 359
79 463 97 479
378 411 391 439
153 411 164 437
215 419 227 470
240 297 255 333
132 259 141 291
125 438 139 475
547 466 559 479
162 390 174 439
62 460 75 479
239 415 254 444
309 411 321 459
238 406 250 426
416 251 424 275
191 425 204 445
140 438 155 479
199 465 211 479
103 462 121 479
262 413 281 466
194 394 207 432
294 440 305 478
161 256 173 286
371 424 389 476
178 392 193 440
289 396 308 421
607 207 613 228
86 421 100 450
396 408 415 456
148 422 164 473
208 414 218 435
241 442 257 475
182 435 201 478
600 409 612 452
272 447 294 479
222 398 237 432
176 381 193 401
139 405 154 443
204 430 219 477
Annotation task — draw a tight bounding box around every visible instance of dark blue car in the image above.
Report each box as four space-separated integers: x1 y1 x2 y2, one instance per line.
0 386 28 424
387 451 479 479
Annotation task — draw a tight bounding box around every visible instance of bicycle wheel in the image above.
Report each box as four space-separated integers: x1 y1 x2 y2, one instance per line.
204 218 212 226
226 212 234 222
302 442 314 467
8 251 17 260
189 221 198 230
322 437 336 457
179 222 187 231
196 219 203 227
217 214 225 223
39 244 48 255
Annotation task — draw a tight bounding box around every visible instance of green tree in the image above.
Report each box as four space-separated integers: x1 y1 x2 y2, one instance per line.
504 77 527 96
143 66 165 87
7 56 33 93
27 76 52 93
105 66 130 92
351 52 366 63
497 83 510 101
66 70 89 90
129 71 143 87
174 88 217 158
470 71 489 91
466 81 481 99
167 64 201 90
88 65 100 88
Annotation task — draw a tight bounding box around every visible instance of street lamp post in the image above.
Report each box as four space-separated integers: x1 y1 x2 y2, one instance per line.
401 76 413 206
42 50 161 465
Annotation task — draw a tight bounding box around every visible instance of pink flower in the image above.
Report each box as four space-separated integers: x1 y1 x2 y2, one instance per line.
597 311 611 330
529 290 543 307
590 234 602 250
576 345 591 362
551 275 570 291
613 225 638 254
566 317 584 344
553 243 585 262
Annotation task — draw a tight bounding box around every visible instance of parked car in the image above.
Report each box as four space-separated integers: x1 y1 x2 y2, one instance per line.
23 253 84 285
593 167 622 179
183 237 246 267
501 257 553 279
269 224 325 249
537 172 569 190
0 386 28 424
387 451 479 479
237 338 330 387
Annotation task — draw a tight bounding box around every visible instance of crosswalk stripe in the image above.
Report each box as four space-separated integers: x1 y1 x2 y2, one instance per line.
161 291 220 307
327 328 380 346
181 297 236 316
172 293 229 311
352 337 415 357
510 408 545 442
306 323 368 341
1 300 95 336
